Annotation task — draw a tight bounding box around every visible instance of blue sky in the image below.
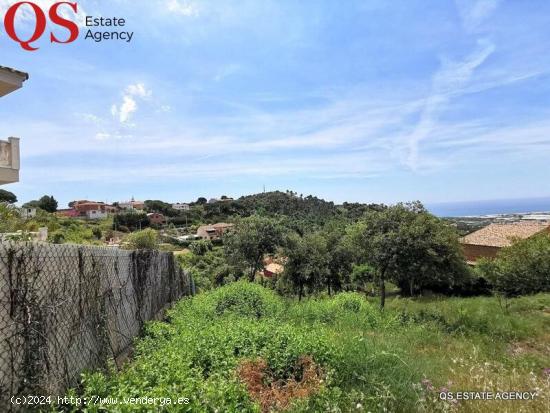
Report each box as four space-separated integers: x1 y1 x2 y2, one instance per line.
1 0 549 208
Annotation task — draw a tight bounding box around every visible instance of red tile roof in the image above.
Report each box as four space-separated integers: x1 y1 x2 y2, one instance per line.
461 222 550 248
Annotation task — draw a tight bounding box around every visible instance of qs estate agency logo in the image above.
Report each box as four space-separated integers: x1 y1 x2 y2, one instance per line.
1 1 134 51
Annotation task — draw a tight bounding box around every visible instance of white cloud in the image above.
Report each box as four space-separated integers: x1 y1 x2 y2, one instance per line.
95 132 111 141
166 0 198 17
455 0 501 32
95 131 131 141
78 113 102 124
125 83 152 99
405 40 495 171
111 83 152 124
118 96 137 123
0 0 87 27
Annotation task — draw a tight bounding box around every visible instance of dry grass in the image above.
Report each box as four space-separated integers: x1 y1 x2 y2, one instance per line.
508 333 550 358
237 356 324 412
440 356 550 412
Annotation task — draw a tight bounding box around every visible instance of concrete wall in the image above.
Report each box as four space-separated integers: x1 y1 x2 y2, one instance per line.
0 242 193 408
0 138 19 185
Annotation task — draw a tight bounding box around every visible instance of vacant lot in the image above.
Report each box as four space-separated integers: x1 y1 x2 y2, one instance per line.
66 283 550 412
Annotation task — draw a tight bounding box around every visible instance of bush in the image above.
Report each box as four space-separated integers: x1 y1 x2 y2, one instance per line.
209 281 284 319
73 283 341 412
331 292 364 313
287 292 383 328
189 239 213 255
476 234 550 297
124 228 159 250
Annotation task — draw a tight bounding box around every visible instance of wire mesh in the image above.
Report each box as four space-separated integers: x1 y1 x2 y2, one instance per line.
0 241 193 410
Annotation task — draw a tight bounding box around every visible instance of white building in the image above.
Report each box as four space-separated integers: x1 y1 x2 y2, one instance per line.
20 207 37 219
172 203 190 211
0 66 28 185
86 209 108 220
119 197 145 210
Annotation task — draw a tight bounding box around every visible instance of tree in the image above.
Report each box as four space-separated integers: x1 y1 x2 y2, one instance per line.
24 195 58 213
0 189 17 204
352 202 467 309
477 233 550 297
113 211 150 232
0 203 20 232
196 197 207 205
350 263 376 297
144 200 179 217
322 220 356 294
224 215 284 281
282 231 328 300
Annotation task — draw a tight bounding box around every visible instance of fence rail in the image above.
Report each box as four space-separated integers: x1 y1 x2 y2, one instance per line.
0 241 193 410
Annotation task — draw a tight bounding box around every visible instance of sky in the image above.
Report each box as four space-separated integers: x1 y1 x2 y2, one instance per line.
1 0 550 209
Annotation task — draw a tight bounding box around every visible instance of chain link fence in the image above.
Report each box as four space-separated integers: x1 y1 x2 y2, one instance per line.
0 241 193 410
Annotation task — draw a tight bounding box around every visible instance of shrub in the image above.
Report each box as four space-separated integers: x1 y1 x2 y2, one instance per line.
287 292 384 328
124 228 159 250
211 281 283 319
476 234 550 297
189 239 213 255
331 292 364 313
92 227 102 240
50 231 65 244
73 284 341 412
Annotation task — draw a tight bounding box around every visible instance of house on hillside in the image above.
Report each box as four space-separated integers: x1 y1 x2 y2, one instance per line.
74 200 114 219
460 221 550 264
147 212 166 225
196 223 234 240
172 203 190 211
262 255 286 278
119 197 145 210
0 65 28 186
263 263 284 278
86 209 108 220
57 209 80 218
59 200 115 220
20 207 37 219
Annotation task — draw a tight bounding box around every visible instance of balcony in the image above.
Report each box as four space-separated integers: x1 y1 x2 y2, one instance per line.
0 137 20 185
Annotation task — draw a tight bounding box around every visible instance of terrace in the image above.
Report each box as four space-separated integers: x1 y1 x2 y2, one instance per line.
0 65 28 185
0 138 20 185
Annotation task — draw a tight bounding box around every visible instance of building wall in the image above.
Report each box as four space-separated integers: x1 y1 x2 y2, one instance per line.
86 210 108 220
462 244 501 263
21 208 37 219
0 138 20 185
197 226 216 240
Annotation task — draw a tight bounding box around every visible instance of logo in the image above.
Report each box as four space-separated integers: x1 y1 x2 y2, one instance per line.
2 1 79 51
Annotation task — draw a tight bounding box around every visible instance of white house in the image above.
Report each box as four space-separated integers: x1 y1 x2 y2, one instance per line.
20 207 37 219
86 209 108 220
0 66 28 186
172 203 190 211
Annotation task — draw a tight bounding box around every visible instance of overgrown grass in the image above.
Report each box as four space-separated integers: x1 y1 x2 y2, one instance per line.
63 283 550 412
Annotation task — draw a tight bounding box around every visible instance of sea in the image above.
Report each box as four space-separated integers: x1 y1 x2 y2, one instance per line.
427 197 550 218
